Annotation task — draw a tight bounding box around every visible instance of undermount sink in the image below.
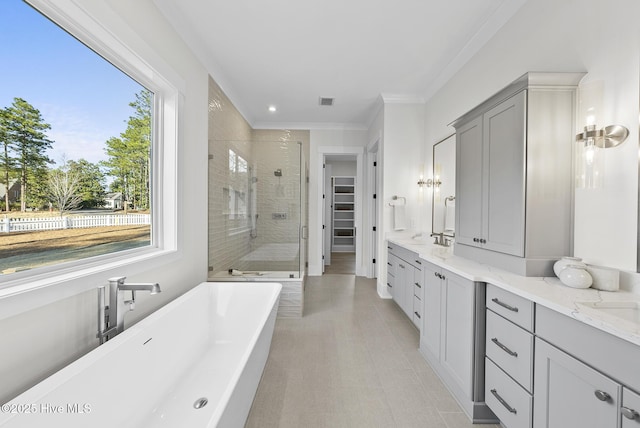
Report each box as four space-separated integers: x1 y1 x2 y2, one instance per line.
577 301 640 325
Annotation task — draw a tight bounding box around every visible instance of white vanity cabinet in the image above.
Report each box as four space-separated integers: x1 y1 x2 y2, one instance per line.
534 305 640 428
387 243 422 327
419 260 494 422
534 338 621 428
622 388 640 427
456 91 526 257
484 285 534 428
452 72 584 277
386 252 396 298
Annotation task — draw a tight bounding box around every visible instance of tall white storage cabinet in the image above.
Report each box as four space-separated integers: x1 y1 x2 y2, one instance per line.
451 72 585 277
332 176 355 252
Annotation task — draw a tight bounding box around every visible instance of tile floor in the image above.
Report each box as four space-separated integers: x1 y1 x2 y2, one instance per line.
323 252 356 275
245 274 500 428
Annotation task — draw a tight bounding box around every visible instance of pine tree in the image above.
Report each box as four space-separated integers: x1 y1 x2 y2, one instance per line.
4 98 53 211
0 108 16 211
103 89 152 212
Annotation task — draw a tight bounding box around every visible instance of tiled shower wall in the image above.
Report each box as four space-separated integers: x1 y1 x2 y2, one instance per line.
207 75 310 276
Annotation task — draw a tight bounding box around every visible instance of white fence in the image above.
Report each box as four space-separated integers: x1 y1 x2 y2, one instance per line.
1 214 151 233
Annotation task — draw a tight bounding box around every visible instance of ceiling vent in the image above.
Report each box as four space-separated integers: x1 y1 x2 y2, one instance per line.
319 97 334 106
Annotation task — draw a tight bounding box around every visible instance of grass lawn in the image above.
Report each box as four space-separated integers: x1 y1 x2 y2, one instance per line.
0 225 151 273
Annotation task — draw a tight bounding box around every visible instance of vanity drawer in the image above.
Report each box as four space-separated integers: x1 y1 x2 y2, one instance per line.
486 309 533 392
413 295 422 330
486 284 534 331
485 358 532 428
414 278 424 301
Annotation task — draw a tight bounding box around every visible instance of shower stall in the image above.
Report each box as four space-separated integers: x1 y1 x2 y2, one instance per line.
208 139 306 282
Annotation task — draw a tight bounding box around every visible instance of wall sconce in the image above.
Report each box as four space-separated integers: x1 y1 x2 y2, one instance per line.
417 177 441 188
575 124 629 188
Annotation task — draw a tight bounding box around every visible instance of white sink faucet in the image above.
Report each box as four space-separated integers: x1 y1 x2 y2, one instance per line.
97 276 161 344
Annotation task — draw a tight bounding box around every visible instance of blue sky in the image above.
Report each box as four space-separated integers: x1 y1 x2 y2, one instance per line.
0 0 145 167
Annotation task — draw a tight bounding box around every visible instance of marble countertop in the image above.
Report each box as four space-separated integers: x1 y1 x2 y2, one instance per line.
388 237 640 347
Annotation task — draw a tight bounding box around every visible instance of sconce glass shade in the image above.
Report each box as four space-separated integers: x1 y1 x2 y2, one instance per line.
575 124 628 189
576 130 604 188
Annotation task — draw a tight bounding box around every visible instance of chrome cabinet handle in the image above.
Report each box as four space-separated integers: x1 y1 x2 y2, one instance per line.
490 389 517 414
622 407 639 420
399 264 405 269
491 338 518 357
387 283 392 288
414 311 421 319
491 298 519 312
415 282 421 288
415 260 422 265
594 390 611 402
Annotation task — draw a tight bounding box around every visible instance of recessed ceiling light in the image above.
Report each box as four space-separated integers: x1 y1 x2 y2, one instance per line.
268 105 277 112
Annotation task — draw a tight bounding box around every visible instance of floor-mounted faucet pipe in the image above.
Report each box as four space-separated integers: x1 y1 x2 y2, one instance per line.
98 277 161 344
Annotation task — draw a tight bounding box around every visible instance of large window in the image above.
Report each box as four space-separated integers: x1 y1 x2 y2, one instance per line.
0 1 159 279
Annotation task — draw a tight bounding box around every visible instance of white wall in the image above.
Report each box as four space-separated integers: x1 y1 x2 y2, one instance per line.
327 160 356 177
0 0 208 403
423 0 640 271
372 103 426 295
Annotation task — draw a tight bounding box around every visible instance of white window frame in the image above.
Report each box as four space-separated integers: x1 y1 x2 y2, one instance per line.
0 0 183 320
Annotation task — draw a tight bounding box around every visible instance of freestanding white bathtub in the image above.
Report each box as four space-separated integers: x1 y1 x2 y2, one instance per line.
0 281 282 428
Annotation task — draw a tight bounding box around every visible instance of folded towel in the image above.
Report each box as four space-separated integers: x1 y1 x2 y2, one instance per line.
393 204 407 231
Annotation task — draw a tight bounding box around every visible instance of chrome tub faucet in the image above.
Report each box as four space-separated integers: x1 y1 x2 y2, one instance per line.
97 276 161 344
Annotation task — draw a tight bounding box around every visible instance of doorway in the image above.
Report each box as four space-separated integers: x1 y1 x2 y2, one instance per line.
323 154 357 275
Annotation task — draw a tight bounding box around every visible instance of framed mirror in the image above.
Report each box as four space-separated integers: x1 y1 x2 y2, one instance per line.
431 134 456 237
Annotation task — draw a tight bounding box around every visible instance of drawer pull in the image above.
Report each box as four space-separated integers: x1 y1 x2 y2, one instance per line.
594 390 611 402
491 338 518 357
399 264 405 269
490 389 517 414
415 260 422 265
415 282 421 288
387 283 392 288
622 407 639 420
414 311 421 319
387 262 392 266
491 298 519 312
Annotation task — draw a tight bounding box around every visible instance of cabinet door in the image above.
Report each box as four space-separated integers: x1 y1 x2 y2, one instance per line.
456 115 483 248
440 270 475 397
622 387 640 427
482 90 526 256
533 338 620 428
421 263 441 358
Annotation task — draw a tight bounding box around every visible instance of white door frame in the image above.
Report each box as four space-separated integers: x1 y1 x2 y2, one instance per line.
315 146 364 276
366 139 379 279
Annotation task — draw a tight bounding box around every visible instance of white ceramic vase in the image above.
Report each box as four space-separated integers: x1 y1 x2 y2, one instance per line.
558 264 593 289
553 256 586 277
